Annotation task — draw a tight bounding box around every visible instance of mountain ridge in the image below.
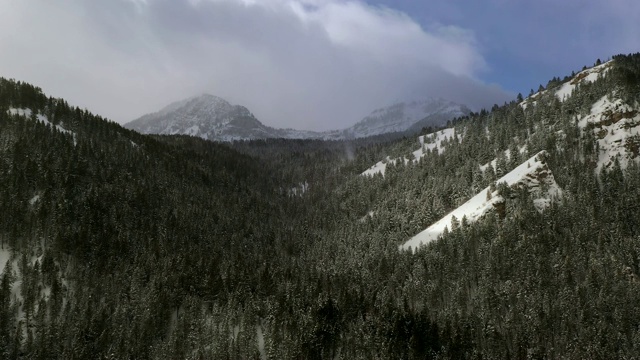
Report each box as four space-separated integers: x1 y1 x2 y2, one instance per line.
124 94 471 141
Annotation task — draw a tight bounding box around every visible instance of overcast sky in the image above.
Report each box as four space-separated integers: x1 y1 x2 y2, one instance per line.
1 0 639 131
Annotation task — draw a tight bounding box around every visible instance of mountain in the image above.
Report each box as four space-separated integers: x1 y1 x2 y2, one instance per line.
125 95 470 141
125 94 326 141
362 56 640 252
344 98 471 138
4 53 640 359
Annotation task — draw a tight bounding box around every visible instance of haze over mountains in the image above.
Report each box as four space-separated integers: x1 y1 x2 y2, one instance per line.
125 95 471 141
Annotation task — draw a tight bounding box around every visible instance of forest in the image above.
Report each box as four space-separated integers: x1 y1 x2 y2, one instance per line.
0 53 639 359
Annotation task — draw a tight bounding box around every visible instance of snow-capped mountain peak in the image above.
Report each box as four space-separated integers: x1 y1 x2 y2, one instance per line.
155 94 245 118
125 94 271 141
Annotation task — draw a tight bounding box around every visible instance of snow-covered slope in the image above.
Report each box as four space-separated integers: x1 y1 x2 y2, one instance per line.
519 60 613 109
8 108 77 144
555 61 613 102
401 151 562 252
516 59 640 172
346 98 470 138
578 94 640 171
361 128 459 177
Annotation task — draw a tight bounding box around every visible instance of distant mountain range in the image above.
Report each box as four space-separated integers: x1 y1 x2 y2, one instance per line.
124 95 471 141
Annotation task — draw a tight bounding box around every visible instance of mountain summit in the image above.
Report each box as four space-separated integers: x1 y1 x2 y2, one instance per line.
125 94 283 141
126 94 470 141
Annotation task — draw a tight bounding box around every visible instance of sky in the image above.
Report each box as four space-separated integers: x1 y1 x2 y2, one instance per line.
0 0 639 131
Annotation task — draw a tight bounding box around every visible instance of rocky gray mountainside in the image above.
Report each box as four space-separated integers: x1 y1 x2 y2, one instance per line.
125 94 326 141
125 94 471 141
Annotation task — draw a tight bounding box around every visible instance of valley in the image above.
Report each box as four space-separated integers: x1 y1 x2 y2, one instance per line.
1 53 640 359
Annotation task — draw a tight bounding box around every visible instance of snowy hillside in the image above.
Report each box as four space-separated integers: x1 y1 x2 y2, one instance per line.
8 108 77 144
361 128 459 177
555 61 613 102
578 94 640 171
346 98 470 138
401 151 562 252
517 59 640 172
519 60 613 109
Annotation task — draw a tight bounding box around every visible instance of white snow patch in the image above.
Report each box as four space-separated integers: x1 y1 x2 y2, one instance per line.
478 148 522 173
578 95 640 172
519 99 539 110
29 194 41 205
479 160 494 173
8 108 32 117
288 181 310 197
185 125 200 136
0 248 24 328
519 145 528 154
518 89 546 110
0 247 11 274
402 151 562 252
256 323 266 360
555 61 612 102
361 157 391 177
359 211 375 223
519 61 612 108
8 108 77 144
418 128 458 155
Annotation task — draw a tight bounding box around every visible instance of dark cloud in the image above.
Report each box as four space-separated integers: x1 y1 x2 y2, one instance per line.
0 0 513 130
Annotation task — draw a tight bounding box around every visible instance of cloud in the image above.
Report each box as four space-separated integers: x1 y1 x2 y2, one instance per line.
409 0 640 94
0 0 512 130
